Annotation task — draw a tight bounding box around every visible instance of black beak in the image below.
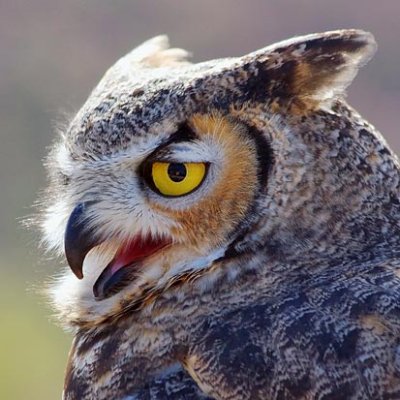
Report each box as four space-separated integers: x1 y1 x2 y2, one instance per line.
64 202 102 279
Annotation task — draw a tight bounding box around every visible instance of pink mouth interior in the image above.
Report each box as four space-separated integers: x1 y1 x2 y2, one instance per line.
93 234 172 300
109 235 171 274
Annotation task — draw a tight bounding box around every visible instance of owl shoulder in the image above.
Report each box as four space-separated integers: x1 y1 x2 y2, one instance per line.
184 257 400 399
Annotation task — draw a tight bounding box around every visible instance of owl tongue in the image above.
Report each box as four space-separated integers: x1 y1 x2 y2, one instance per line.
93 236 170 300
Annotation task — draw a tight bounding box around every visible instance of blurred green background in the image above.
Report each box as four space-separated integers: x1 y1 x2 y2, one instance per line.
1 0 400 398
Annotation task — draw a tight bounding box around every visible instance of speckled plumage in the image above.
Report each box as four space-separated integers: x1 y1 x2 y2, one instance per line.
40 30 400 399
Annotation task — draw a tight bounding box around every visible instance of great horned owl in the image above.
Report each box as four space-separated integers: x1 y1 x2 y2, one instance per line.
40 30 400 399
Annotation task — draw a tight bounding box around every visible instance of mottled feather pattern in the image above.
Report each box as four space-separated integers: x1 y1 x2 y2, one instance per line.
38 30 400 399
64 256 400 399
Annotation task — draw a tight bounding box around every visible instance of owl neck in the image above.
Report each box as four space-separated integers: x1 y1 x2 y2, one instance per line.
244 102 400 267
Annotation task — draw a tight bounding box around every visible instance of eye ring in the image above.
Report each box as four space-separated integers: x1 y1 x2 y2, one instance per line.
144 161 207 197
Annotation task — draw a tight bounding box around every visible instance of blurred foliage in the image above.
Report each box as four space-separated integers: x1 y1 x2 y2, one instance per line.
1 0 399 398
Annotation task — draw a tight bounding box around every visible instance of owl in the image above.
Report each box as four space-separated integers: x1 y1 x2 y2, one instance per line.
40 29 400 399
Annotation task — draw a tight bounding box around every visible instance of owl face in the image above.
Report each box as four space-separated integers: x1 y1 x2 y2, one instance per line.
43 31 377 327
62 113 267 302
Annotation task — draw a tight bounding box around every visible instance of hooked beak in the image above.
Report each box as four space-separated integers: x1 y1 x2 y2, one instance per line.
64 202 172 300
64 202 102 279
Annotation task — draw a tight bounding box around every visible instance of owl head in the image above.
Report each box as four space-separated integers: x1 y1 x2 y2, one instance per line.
42 30 395 329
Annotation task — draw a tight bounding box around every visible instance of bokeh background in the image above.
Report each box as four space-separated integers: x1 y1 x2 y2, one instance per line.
1 0 400 398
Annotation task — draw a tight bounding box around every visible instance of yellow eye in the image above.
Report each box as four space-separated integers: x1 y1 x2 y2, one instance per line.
151 162 206 197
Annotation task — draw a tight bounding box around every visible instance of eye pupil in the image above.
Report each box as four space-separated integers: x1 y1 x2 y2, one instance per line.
167 163 187 182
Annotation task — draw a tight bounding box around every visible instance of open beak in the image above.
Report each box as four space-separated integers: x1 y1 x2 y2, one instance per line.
64 202 172 300
64 202 103 279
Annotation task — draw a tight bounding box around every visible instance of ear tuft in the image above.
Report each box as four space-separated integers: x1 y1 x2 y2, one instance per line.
113 35 192 70
285 30 376 101
241 29 377 104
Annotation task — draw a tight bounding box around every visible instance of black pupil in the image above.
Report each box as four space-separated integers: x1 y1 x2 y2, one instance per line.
167 163 187 182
